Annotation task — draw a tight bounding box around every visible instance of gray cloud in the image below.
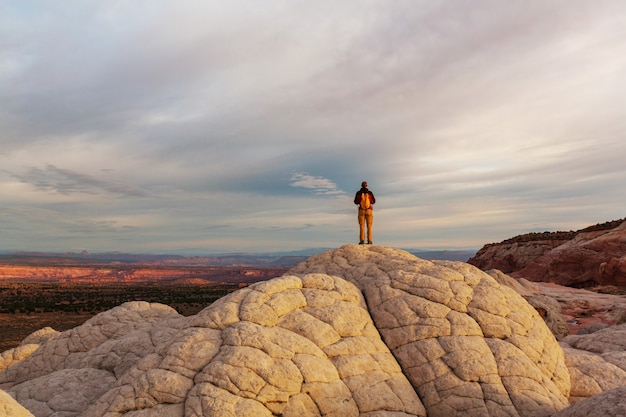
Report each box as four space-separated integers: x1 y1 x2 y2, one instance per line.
289 172 346 196
1 0 625 253
13 165 149 198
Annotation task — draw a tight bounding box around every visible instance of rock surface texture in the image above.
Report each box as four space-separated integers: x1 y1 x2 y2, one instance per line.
289 246 570 417
551 386 626 417
1 245 624 417
0 328 60 373
531 282 626 331
558 345 626 403
0 388 34 417
468 240 568 274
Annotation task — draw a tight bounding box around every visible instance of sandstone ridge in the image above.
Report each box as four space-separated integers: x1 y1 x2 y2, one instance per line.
1 245 624 416
468 219 626 287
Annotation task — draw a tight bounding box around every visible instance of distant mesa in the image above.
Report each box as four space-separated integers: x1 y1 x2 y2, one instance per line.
0 248 476 285
0 264 289 285
3 245 625 416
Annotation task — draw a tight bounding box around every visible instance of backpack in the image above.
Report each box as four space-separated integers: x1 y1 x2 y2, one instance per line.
359 192 371 209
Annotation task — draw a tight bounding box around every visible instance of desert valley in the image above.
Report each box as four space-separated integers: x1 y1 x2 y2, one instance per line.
0 249 472 352
1 219 625 417
0 255 291 352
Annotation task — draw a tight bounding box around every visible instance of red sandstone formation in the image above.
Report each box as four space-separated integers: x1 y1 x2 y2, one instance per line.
467 239 567 273
600 256 626 286
514 221 626 287
469 219 626 287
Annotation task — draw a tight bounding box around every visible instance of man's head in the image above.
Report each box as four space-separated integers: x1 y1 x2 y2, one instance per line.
361 181 368 188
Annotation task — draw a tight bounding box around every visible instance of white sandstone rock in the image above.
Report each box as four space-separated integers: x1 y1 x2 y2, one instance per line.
289 245 571 417
0 345 39 373
0 327 61 373
0 301 184 391
2 269 426 417
561 322 626 354
560 346 626 403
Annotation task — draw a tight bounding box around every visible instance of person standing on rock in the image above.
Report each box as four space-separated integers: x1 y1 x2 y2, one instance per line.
354 181 375 244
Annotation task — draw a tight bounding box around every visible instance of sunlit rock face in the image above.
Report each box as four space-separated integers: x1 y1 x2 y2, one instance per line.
290 245 570 417
2 244 607 417
469 220 626 288
469 239 567 273
514 221 626 287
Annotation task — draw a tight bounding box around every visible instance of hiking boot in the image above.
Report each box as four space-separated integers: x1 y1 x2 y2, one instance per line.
367 241 373 244
359 241 365 244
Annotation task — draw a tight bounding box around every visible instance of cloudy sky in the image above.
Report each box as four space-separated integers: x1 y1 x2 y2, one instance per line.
1 1 625 254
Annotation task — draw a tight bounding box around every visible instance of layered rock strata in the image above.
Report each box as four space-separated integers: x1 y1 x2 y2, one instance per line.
469 220 626 287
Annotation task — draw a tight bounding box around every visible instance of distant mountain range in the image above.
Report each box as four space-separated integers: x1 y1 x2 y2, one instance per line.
0 247 477 267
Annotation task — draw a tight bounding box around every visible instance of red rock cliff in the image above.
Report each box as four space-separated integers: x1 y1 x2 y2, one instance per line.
469 219 626 287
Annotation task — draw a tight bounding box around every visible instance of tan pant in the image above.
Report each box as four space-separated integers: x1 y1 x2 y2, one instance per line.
358 208 373 242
